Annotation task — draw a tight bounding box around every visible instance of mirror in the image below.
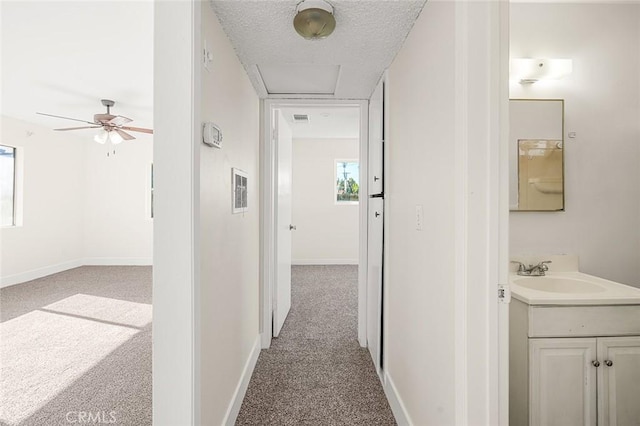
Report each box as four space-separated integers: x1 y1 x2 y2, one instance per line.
509 99 564 211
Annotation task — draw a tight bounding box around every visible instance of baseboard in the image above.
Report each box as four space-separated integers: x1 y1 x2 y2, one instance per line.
83 257 153 266
292 259 358 265
0 258 153 288
0 259 84 288
383 371 413 426
223 335 261 426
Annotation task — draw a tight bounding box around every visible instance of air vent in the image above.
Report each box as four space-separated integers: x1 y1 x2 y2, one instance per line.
293 114 309 123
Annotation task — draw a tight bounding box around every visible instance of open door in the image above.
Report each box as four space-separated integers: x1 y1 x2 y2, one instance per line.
367 78 384 374
274 110 293 337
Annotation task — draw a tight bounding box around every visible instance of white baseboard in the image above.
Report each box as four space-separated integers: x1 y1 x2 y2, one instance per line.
0 259 84 288
292 259 358 265
83 257 153 266
383 371 413 426
1 258 153 288
223 335 261 426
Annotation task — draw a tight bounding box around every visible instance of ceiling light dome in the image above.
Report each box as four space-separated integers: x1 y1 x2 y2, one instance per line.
293 0 336 40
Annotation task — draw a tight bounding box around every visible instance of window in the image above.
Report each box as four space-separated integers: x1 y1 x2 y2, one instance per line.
335 160 359 204
0 145 16 226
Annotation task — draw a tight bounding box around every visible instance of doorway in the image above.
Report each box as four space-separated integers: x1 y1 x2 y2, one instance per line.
260 99 372 352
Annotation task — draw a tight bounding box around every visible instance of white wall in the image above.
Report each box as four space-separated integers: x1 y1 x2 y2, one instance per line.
153 1 200 423
291 138 359 264
199 3 260 424
83 137 153 264
0 116 154 287
0 116 85 285
385 1 505 424
510 3 640 287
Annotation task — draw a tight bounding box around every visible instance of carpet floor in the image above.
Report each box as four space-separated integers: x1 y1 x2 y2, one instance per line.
236 265 396 426
0 266 152 426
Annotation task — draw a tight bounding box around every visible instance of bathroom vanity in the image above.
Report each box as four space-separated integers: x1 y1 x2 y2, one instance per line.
509 258 640 426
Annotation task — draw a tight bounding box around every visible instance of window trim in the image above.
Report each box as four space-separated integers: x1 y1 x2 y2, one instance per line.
0 144 18 227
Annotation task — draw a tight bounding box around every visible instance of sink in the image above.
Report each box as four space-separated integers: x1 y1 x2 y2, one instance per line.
513 276 607 294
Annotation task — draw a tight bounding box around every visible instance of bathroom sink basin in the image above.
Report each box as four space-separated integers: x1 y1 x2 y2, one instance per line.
513 277 607 294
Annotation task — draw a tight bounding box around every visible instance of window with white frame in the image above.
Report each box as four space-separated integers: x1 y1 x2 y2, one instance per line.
335 160 359 204
0 145 16 226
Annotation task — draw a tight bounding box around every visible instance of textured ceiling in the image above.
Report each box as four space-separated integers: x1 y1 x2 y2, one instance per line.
209 0 426 99
1 1 153 138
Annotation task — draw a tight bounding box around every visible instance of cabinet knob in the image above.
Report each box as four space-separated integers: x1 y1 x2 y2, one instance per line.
604 360 613 367
374 176 380 182
592 360 601 367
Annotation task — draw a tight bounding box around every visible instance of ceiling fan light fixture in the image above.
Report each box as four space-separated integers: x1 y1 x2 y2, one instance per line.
109 130 124 145
293 0 336 40
94 129 108 144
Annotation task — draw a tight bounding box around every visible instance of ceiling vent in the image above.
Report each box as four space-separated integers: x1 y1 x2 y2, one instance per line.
293 114 309 123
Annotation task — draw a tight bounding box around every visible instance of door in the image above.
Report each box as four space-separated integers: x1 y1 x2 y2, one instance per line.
367 197 383 373
597 336 640 426
529 338 597 426
274 110 293 337
367 78 384 374
368 79 384 195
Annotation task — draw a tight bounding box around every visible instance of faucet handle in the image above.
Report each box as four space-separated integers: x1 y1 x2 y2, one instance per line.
539 260 552 271
510 261 526 272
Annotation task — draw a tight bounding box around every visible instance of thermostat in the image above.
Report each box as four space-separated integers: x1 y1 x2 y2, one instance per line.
203 122 223 148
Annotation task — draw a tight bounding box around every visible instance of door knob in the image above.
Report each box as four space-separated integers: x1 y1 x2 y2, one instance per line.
289 225 296 231
604 360 613 367
592 360 600 367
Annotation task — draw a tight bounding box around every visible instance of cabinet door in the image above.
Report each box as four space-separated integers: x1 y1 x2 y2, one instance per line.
530 338 597 426
597 336 640 426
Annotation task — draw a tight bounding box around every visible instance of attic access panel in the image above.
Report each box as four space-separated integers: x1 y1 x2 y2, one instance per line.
257 64 340 95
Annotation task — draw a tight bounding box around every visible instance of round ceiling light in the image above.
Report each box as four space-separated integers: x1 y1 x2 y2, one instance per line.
293 0 336 40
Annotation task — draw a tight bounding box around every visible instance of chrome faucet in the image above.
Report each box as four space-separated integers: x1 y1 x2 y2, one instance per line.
510 260 552 276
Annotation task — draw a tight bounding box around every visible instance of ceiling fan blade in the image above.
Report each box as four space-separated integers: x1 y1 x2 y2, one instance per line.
120 126 153 134
54 126 102 131
37 112 97 125
115 129 135 141
108 115 133 126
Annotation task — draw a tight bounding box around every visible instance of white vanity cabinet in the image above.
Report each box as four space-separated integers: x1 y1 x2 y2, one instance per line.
529 338 597 426
510 299 640 426
597 337 640 426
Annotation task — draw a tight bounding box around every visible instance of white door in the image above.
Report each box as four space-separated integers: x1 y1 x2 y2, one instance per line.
274 110 293 337
367 197 383 374
597 336 640 426
529 338 597 426
368 79 384 196
367 78 384 374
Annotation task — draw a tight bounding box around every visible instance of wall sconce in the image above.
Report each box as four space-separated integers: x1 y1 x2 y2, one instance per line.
510 58 573 84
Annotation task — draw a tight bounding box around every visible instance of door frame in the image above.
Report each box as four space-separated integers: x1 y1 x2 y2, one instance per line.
260 99 369 349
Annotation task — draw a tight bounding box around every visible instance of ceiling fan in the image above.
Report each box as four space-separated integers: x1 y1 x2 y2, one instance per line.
37 99 153 145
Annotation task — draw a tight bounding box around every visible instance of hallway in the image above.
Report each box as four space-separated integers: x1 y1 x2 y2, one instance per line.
236 265 395 425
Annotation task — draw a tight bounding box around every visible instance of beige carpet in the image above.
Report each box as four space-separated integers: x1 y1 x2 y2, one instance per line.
0 266 152 426
236 265 396 426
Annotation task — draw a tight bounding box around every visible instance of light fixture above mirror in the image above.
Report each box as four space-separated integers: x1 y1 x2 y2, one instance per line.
510 58 572 84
